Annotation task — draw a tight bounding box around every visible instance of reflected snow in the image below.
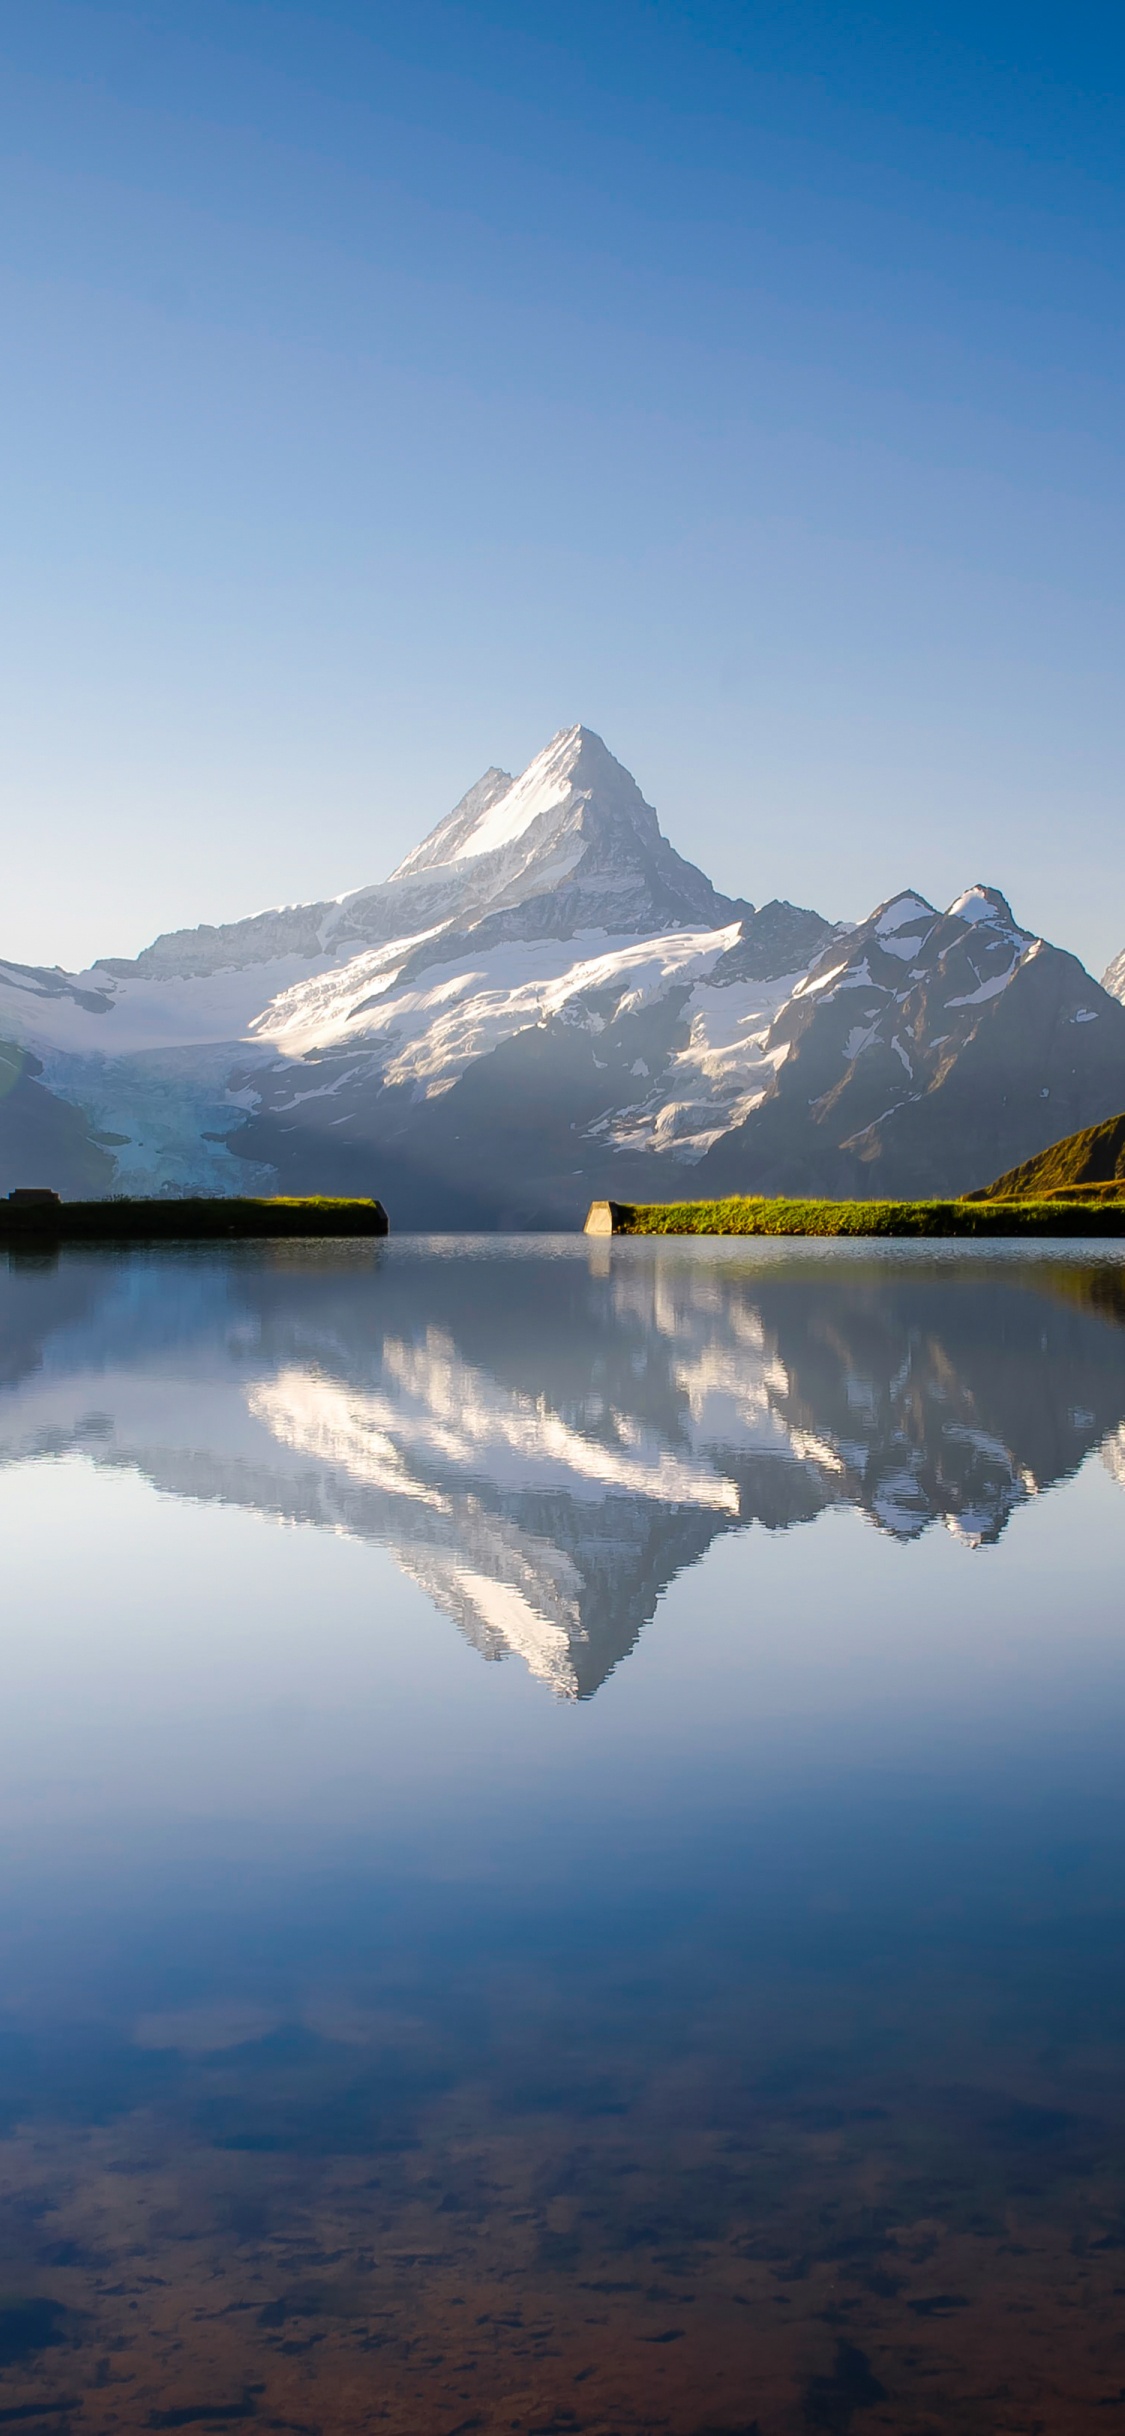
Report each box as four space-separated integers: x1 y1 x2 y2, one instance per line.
3 1237 1124 1699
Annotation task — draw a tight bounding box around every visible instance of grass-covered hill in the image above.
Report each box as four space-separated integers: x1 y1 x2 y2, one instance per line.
971 1109 1125 1200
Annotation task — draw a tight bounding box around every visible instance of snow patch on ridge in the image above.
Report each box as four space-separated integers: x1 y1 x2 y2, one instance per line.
793 961 848 999
0 953 337 1058
948 885 1019 929
448 727 581 861
591 966 799 1161
946 958 1021 1009
246 923 747 1116
875 895 934 938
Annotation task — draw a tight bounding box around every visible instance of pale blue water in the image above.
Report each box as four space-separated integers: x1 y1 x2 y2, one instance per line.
1 1237 1124 2434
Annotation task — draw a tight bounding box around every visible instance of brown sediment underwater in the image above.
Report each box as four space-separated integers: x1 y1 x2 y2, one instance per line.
1 1983 1124 2434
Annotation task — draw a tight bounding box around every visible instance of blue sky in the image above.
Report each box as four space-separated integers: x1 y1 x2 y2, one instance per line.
2 1 1124 970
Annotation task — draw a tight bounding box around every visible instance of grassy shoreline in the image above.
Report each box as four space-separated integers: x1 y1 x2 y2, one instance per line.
584 1195 1125 1238
0 1195 388 1243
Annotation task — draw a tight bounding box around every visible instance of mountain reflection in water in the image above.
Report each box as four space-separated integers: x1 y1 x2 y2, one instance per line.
2 1240 1125 2434
2 1241 1125 1698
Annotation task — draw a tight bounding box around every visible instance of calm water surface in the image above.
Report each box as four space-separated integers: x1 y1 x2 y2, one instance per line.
2 1235 1125 2434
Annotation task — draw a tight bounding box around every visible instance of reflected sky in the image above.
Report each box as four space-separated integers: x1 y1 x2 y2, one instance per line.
1 1240 1125 2433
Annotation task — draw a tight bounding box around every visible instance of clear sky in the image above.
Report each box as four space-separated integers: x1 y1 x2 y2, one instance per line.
2 1 1124 974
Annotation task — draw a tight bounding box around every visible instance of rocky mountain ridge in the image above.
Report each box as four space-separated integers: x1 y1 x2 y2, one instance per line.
1 724 1123 1220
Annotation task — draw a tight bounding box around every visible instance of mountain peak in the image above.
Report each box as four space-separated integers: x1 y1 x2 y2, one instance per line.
388 724 655 880
947 884 1022 932
865 891 937 940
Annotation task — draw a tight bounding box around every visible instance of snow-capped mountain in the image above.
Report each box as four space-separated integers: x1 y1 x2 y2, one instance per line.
1102 947 1125 1005
698 883 1125 1200
2 1247 1123 1697
1 725 1123 1218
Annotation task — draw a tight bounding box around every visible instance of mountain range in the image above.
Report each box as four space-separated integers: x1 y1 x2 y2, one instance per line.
3 724 1124 1223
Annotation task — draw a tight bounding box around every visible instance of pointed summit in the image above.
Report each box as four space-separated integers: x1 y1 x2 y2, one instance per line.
947 885 1023 932
389 725 650 879
376 724 740 946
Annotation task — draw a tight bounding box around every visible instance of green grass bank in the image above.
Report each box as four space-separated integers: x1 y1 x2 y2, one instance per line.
0 1195 388 1243
584 1194 1125 1238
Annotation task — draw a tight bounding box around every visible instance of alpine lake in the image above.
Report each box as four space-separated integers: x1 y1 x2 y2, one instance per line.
2 1231 1125 2436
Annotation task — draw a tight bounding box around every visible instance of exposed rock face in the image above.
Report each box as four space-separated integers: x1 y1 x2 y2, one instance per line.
707 898 845 984
0 731 1122 1217
0 1038 116 1199
699 885 1125 1201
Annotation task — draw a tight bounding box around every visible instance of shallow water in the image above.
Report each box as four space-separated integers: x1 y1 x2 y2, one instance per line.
2 1235 1125 2433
